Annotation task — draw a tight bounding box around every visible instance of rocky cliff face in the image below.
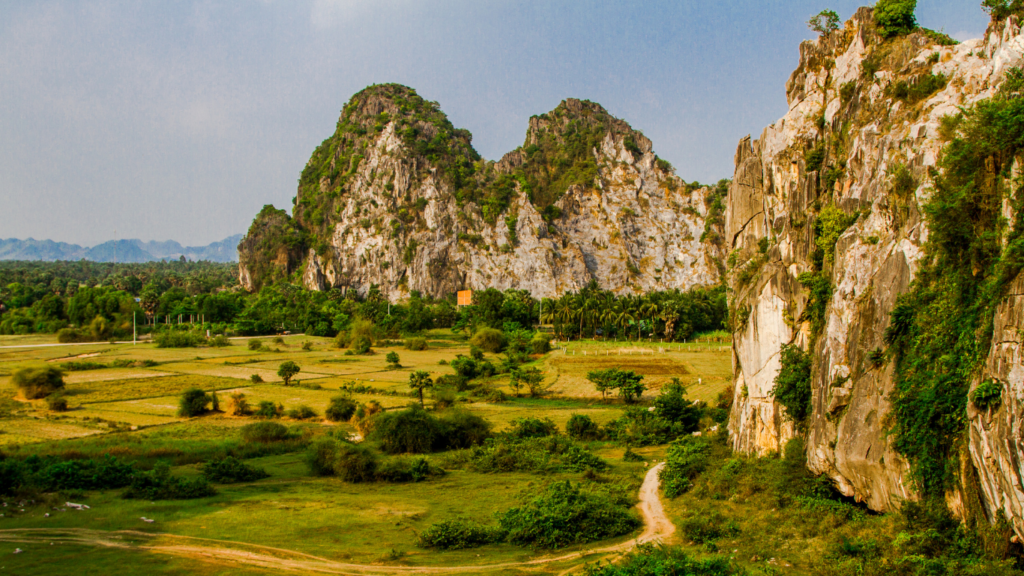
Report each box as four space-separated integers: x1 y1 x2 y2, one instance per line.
238 86 724 300
726 6 1024 529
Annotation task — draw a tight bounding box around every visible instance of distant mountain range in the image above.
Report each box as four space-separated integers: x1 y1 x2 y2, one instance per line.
0 235 243 263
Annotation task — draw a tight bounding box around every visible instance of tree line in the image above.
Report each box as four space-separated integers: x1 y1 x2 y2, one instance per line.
1 261 725 341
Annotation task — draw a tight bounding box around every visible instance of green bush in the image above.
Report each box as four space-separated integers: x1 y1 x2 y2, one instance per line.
679 507 741 544
13 366 65 399
581 543 744 576
155 330 204 348
202 456 270 483
771 344 813 427
874 0 917 38
45 393 69 412
530 335 551 354
254 401 279 418
497 481 641 549
57 328 91 343
971 380 1003 411
351 335 372 354
250 373 264 384
307 438 340 476
325 396 358 422
405 337 428 351
241 421 290 443
123 462 216 500
653 379 701 433
371 406 492 454
177 388 211 417
566 414 600 440
333 442 378 482
385 351 401 367
248 339 263 351
209 335 231 347
661 436 713 497
286 405 317 420
470 327 506 353
506 417 557 438
375 456 440 483
419 519 502 550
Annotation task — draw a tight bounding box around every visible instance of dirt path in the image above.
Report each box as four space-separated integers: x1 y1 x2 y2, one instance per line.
0 463 674 575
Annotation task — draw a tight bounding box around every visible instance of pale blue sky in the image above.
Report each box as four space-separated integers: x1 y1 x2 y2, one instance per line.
0 1 989 245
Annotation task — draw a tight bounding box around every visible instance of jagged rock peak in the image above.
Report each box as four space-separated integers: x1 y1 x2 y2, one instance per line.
237 205 306 292
238 85 726 300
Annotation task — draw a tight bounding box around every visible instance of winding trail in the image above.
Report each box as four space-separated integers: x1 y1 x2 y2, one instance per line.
0 463 674 575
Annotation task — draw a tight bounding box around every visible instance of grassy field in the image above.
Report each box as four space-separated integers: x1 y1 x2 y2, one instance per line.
0 332 733 574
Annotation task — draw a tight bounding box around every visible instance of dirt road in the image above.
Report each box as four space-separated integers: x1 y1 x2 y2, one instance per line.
0 463 674 575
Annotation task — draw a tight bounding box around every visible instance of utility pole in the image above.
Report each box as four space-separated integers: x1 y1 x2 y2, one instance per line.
133 311 136 345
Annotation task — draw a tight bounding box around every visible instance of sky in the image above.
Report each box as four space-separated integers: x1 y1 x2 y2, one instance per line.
0 1 990 246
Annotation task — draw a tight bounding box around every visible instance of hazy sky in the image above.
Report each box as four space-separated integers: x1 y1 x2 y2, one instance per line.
0 1 989 246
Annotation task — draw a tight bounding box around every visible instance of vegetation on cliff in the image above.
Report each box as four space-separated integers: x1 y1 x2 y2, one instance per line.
885 67 1024 497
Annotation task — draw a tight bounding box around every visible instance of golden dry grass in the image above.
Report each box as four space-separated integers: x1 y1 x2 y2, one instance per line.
0 417 103 445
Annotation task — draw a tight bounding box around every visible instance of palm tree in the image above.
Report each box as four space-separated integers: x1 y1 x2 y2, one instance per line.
409 371 433 408
555 297 575 340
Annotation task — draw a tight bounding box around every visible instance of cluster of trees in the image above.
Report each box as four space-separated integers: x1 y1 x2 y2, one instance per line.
1 258 726 344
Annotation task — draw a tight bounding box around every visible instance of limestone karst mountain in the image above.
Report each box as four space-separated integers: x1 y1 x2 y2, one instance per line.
237 86 726 299
725 5 1024 536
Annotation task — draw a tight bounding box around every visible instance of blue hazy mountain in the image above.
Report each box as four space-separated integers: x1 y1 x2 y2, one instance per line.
0 235 243 263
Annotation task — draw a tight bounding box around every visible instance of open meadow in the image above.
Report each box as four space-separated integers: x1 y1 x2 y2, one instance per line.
0 331 734 575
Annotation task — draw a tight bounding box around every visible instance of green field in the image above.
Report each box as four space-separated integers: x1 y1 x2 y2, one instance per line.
0 333 731 574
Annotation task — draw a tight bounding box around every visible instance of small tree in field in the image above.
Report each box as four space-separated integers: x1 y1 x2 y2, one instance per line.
808 9 840 35
278 361 300 386
386 351 401 369
178 388 211 417
511 368 549 398
409 371 433 408
13 366 65 399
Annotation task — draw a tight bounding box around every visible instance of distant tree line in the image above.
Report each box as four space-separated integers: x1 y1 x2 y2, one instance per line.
0 261 725 341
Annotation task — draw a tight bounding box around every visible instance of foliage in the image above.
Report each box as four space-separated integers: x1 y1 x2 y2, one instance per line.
586 368 646 403
661 436 713 497
13 366 65 399
497 480 641 549
581 543 744 576
808 9 841 35
505 417 558 439
405 337 428 350
177 388 211 417
46 393 69 412
333 442 379 482
123 462 216 500
886 73 948 105
201 456 270 483
240 421 291 443
325 395 358 422
529 335 551 354
509 367 548 398
248 339 262 351
408 370 433 407
370 405 491 454
277 361 300 386
284 405 317 419
874 0 917 38
815 205 857 267
884 67 1024 496
984 0 1024 21
971 380 1003 411
385 351 401 368
419 519 502 550
566 414 601 440
653 378 702 433
0 454 135 495
469 327 505 353
771 344 813 427
228 392 250 416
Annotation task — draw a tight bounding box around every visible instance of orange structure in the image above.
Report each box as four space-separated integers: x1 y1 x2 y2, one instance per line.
457 290 473 306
